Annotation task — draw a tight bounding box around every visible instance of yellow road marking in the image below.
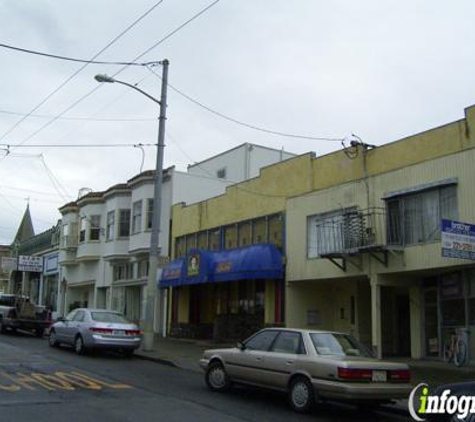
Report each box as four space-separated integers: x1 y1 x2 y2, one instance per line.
0 371 133 393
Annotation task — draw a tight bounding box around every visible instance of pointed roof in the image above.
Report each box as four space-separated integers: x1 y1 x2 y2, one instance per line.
12 204 35 245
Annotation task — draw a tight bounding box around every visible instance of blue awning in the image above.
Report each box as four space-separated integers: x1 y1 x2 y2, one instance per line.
159 244 283 288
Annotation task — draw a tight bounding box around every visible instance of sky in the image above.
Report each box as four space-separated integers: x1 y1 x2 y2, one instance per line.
0 0 474 244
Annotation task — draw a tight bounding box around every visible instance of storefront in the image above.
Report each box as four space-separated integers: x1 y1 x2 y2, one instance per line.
43 253 59 315
422 269 475 363
161 244 284 341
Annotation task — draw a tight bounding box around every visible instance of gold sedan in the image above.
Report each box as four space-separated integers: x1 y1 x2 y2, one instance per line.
200 328 412 413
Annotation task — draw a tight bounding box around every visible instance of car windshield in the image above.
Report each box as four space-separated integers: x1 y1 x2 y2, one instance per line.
91 312 130 324
310 333 372 357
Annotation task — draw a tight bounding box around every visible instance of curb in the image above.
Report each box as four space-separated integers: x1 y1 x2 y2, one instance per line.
134 352 178 368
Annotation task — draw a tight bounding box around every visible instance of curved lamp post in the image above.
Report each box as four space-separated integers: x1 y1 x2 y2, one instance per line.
95 59 169 351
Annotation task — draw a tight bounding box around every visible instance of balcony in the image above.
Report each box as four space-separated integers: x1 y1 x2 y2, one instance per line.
314 207 389 270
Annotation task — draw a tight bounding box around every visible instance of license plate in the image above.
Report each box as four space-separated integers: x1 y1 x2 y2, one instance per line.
372 370 387 382
113 330 125 336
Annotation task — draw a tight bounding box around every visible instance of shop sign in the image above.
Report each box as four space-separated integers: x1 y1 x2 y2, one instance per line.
441 219 475 260
44 254 59 274
187 253 200 277
1 257 17 272
18 255 43 273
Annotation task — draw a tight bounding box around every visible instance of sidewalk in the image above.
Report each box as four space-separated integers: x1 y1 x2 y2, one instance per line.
135 336 475 387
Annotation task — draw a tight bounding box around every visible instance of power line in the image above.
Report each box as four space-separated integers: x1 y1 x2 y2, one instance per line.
0 183 72 198
0 143 156 148
0 0 166 149
147 66 343 142
1 0 221 158
0 108 155 122
0 42 161 67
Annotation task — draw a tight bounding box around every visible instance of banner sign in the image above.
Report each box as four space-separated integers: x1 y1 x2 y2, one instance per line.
441 219 475 260
18 255 43 273
44 253 59 274
1 257 17 272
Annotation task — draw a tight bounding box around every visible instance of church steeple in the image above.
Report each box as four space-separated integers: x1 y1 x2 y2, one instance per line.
12 204 35 245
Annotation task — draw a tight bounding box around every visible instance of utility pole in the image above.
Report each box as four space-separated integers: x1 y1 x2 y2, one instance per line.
143 59 169 351
94 59 169 351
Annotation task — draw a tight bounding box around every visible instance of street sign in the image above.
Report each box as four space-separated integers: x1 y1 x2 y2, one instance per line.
1 257 17 272
441 219 475 260
18 255 44 272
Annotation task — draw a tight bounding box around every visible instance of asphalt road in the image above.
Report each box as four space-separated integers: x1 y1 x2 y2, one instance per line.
0 331 411 422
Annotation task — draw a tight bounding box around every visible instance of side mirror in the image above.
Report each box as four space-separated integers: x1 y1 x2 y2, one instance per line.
237 342 246 351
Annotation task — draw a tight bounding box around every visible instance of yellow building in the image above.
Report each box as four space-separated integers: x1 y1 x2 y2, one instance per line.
166 153 318 340
286 104 475 362
166 104 475 362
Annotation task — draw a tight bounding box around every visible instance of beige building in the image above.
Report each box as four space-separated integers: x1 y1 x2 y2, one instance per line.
286 104 475 362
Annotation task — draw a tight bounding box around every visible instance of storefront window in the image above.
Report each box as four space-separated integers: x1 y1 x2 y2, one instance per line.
175 237 186 258
268 214 284 249
238 222 251 247
197 231 208 249
442 299 466 327
185 234 197 253
224 225 238 249
252 218 267 244
209 229 221 251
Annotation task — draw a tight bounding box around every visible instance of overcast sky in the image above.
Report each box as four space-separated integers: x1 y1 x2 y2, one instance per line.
0 0 474 244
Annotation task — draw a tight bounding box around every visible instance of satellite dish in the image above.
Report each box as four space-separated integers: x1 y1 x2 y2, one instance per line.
77 187 93 199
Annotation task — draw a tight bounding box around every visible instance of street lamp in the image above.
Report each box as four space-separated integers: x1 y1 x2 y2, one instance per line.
95 59 169 351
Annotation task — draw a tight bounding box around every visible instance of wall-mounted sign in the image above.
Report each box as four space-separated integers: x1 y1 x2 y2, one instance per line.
1 257 17 272
18 255 43 273
441 219 475 260
44 254 59 274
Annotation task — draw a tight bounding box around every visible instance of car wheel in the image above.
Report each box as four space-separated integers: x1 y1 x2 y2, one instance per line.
205 362 231 392
74 335 86 355
49 330 59 347
289 376 315 413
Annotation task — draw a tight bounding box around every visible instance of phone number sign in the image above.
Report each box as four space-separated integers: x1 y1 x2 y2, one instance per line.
441 219 475 260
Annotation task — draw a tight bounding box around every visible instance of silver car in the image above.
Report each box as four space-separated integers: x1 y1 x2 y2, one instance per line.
200 328 412 413
49 308 142 356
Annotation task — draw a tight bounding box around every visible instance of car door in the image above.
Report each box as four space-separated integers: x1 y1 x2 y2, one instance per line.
225 329 280 386
265 331 305 389
64 310 85 344
55 310 77 343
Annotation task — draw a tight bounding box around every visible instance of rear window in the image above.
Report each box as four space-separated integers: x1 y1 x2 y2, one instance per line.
91 312 129 323
310 333 372 357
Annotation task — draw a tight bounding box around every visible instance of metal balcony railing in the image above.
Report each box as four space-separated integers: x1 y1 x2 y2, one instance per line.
315 207 387 256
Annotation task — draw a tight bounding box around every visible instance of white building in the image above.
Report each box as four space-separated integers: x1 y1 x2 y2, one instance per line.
58 143 295 329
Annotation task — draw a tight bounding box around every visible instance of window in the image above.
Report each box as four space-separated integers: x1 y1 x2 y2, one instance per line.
114 264 126 281
79 217 86 242
224 225 237 249
137 259 149 278
72 311 86 322
106 211 115 241
245 330 279 351
271 331 305 354
175 236 186 258
209 229 220 251
268 214 284 249
89 215 101 241
310 333 371 357
216 167 226 179
146 199 154 230
387 185 457 246
132 201 142 234
118 209 131 237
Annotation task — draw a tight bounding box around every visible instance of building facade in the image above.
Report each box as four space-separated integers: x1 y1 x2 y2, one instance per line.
286 104 475 362
0 245 11 293
58 144 295 331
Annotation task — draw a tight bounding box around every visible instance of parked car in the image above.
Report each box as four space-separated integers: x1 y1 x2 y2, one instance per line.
49 308 142 356
0 294 51 337
200 328 412 413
